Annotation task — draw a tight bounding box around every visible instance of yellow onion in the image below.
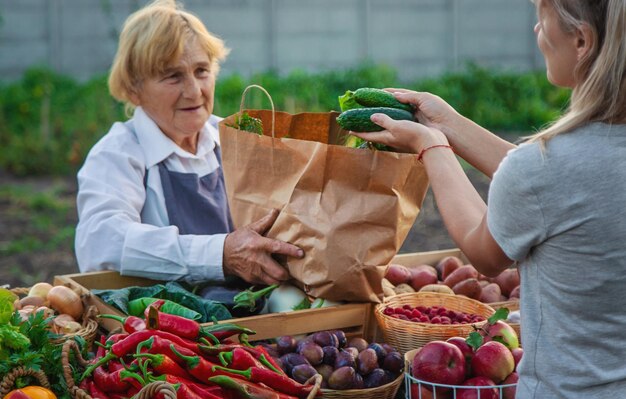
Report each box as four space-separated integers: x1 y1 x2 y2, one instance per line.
47 286 83 319
28 282 53 299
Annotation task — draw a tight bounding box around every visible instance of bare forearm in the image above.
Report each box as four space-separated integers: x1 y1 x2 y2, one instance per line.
421 147 512 275
422 147 486 247
443 115 516 178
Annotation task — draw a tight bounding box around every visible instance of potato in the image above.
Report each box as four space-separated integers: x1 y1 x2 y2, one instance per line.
443 264 479 288
435 256 463 281
382 278 396 297
408 265 438 291
479 283 502 303
393 283 415 295
452 278 482 300
419 283 454 295
493 268 520 297
385 264 412 286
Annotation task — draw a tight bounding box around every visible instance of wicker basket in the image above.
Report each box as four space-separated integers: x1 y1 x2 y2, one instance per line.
375 292 495 354
404 348 517 398
10 286 99 348
0 367 51 396
320 371 404 399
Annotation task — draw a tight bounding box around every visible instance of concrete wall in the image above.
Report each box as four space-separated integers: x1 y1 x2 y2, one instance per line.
0 0 542 82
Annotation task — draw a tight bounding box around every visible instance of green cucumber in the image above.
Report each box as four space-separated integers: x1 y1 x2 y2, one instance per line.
336 107 414 132
353 88 414 113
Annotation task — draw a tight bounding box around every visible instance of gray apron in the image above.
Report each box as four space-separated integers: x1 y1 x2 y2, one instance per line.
157 146 234 235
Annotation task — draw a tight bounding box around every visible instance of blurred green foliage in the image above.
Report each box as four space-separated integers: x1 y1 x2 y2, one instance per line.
0 63 569 176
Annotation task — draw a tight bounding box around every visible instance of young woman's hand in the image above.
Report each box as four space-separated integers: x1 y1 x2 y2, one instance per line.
384 89 461 134
351 113 449 155
223 209 304 285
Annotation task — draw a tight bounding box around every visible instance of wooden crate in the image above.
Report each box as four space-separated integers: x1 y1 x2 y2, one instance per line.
54 271 377 342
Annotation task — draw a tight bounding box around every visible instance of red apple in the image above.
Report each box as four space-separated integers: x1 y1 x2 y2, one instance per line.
435 256 463 281
502 371 519 399
481 320 520 350
409 265 438 291
385 264 411 285
412 341 466 390
471 341 515 383
445 336 473 376
511 347 523 370
410 382 452 399
457 376 498 399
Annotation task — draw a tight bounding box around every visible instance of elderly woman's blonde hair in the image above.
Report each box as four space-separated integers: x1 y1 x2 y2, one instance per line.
108 0 229 112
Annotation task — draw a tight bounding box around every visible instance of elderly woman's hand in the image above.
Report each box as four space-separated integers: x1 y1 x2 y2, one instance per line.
223 209 304 285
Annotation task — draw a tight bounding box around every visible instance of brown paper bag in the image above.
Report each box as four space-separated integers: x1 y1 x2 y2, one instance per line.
219 87 429 302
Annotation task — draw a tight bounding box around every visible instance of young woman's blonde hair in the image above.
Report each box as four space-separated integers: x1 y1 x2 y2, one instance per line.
528 0 626 143
108 0 229 113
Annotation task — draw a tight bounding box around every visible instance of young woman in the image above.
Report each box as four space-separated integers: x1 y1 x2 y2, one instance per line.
353 0 626 397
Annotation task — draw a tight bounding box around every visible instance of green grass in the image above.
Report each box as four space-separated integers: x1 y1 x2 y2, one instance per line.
0 184 76 257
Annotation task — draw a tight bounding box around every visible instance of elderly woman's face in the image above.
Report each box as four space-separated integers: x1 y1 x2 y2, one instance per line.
131 38 215 152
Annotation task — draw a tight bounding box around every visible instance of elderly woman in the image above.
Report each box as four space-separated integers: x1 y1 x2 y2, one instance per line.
75 0 303 285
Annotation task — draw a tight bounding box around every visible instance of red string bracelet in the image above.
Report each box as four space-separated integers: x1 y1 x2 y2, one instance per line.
417 144 453 162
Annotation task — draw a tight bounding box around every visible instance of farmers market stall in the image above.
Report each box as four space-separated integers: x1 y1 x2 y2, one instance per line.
1 88 522 399
1 248 521 399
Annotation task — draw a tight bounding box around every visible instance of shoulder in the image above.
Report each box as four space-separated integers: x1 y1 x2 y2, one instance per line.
80 120 146 174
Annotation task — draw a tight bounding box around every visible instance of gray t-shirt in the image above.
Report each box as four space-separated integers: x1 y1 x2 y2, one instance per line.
487 122 626 399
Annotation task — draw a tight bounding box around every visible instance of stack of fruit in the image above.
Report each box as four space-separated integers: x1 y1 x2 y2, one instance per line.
263 330 404 399
383 256 520 306
407 310 521 399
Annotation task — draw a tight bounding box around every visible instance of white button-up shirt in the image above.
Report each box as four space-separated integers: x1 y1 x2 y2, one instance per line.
75 107 227 282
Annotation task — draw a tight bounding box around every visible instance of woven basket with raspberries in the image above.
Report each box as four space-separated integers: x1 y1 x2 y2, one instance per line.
375 292 495 353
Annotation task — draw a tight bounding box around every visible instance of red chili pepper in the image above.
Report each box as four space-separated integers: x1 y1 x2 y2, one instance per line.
108 388 140 399
134 352 194 380
169 344 240 383
221 347 265 370
212 365 315 398
87 380 111 399
208 375 298 399
85 328 208 380
145 300 204 340
93 366 132 393
95 335 107 359
99 313 147 333
158 374 225 399
82 330 157 380
199 342 247 357
107 360 126 373
243 345 285 375
136 335 204 366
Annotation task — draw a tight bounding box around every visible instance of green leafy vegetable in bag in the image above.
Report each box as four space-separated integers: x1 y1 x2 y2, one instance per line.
227 111 263 135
